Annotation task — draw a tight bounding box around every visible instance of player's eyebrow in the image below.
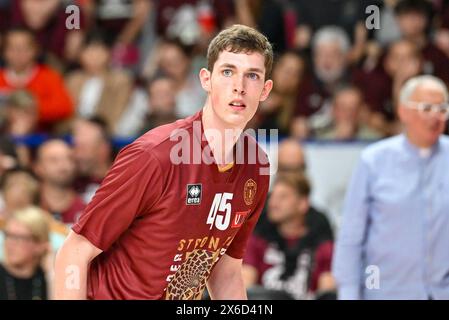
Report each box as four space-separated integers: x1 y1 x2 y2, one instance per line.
218 63 264 74
246 67 264 74
219 63 238 70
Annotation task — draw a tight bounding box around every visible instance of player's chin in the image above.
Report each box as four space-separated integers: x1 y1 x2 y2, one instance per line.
225 114 250 127
222 111 251 127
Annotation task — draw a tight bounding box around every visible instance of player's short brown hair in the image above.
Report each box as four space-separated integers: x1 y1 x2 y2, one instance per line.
207 24 274 79
274 172 311 198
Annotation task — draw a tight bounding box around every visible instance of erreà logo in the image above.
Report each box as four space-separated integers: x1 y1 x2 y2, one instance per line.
186 184 202 205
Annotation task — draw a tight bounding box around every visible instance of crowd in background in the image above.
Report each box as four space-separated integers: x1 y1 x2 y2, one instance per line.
0 0 448 300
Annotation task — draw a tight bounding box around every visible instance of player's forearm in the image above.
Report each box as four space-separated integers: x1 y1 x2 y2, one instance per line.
242 264 258 288
54 246 89 300
207 261 248 300
53 231 102 300
213 273 248 300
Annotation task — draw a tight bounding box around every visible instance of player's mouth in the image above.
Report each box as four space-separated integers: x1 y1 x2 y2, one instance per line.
229 100 246 111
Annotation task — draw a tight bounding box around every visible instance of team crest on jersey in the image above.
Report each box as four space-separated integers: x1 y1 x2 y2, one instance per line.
244 179 257 206
186 184 202 205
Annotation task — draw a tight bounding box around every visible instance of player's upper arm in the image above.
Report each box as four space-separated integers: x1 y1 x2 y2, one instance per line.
72 142 165 251
225 175 269 259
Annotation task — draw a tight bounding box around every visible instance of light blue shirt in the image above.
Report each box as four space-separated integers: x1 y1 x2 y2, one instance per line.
333 134 449 299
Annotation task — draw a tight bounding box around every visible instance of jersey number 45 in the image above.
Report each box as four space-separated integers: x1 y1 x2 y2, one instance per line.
207 193 233 231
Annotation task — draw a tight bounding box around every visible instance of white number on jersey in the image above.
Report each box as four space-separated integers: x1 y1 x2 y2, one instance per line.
207 193 233 231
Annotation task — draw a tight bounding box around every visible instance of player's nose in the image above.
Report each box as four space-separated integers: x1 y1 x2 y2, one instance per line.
233 76 246 95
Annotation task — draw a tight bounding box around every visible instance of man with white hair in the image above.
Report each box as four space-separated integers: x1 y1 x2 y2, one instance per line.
312 27 350 86
333 75 449 299
292 26 353 138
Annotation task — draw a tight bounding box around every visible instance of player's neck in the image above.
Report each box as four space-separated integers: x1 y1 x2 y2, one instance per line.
202 104 244 166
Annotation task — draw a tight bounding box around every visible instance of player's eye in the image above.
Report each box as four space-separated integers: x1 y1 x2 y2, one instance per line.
222 69 233 77
247 73 260 80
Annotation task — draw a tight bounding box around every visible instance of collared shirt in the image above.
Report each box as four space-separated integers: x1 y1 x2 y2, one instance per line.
333 134 449 299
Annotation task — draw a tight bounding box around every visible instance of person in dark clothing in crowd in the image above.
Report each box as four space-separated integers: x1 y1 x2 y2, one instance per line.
0 207 49 300
243 172 335 300
394 0 449 84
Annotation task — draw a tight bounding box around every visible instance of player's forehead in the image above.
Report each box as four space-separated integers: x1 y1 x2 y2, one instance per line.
213 49 266 73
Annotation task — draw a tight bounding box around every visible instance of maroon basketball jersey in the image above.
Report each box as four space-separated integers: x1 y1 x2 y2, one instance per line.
72 110 270 299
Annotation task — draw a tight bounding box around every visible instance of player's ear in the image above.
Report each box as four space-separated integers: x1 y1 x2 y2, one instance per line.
259 79 273 102
199 68 211 92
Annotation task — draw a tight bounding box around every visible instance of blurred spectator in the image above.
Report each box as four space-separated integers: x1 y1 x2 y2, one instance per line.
234 0 286 54
291 0 374 50
383 39 422 102
374 0 403 46
0 167 70 233
0 1 10 49
354 39 423 135
434 0 449 58
394 0 449 83
8 0 85 67
333 75 449 299
2 90 38 136
435 26 449 58
139 75 178 135
314 86 383 140
277 138 306 174
65 32 134 133
155 38 206 118
291 26 352 139
255 50 305 135
34 139 86 224
269 138 333 234
243 172 335 300
0 90 35 166
0 168 39 220
268 137 336 233
0 28 74 130
154 0 235 42
112 86 149 137
72 117 112 203
0 136 19 181
85 0 151 69
0 172 68 267
86 0 149 44
0 207 49 300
